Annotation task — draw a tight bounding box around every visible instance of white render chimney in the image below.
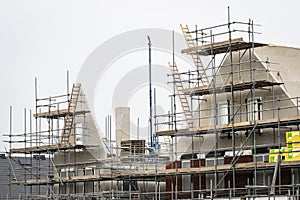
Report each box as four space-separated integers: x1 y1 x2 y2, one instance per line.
115 107 130 155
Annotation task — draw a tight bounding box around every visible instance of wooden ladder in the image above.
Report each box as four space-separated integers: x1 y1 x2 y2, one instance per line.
169 62 194 128
180 24 209 86
60 83 81 145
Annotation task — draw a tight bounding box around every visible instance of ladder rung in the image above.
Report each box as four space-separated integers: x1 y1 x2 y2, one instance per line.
182 109 190 111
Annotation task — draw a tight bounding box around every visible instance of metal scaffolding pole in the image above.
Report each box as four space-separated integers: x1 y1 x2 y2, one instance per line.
148 35 154 148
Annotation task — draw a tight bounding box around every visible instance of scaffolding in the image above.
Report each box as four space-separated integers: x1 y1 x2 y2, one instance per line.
155 14 300 199
5 15 300 200
5 75 169 199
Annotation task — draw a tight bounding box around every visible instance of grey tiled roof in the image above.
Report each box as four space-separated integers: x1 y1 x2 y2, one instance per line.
0 155 49 199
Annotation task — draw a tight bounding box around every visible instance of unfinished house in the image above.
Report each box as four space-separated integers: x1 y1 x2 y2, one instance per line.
156 21 300 198
5 17 300 199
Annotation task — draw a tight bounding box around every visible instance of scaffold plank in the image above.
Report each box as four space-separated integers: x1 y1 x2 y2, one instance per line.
10 144 86 153
11 160 300 186
33 109 90 119
183 80 283 96
156 115 300 136
181 37 267 55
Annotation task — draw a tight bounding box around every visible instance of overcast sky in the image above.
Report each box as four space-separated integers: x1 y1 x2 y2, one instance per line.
1 0 300 151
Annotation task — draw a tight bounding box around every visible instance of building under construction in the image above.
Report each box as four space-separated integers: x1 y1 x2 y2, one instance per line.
4 16 300 199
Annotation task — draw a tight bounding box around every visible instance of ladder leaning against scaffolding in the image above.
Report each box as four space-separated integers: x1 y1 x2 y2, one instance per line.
168 62 194 128
167 25 209 129
60 83 81 145
180 24 209 86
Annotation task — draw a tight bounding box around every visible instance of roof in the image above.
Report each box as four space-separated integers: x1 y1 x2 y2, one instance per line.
0 156 48 198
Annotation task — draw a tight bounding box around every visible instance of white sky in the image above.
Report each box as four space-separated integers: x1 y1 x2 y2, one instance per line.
1 0 300 150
